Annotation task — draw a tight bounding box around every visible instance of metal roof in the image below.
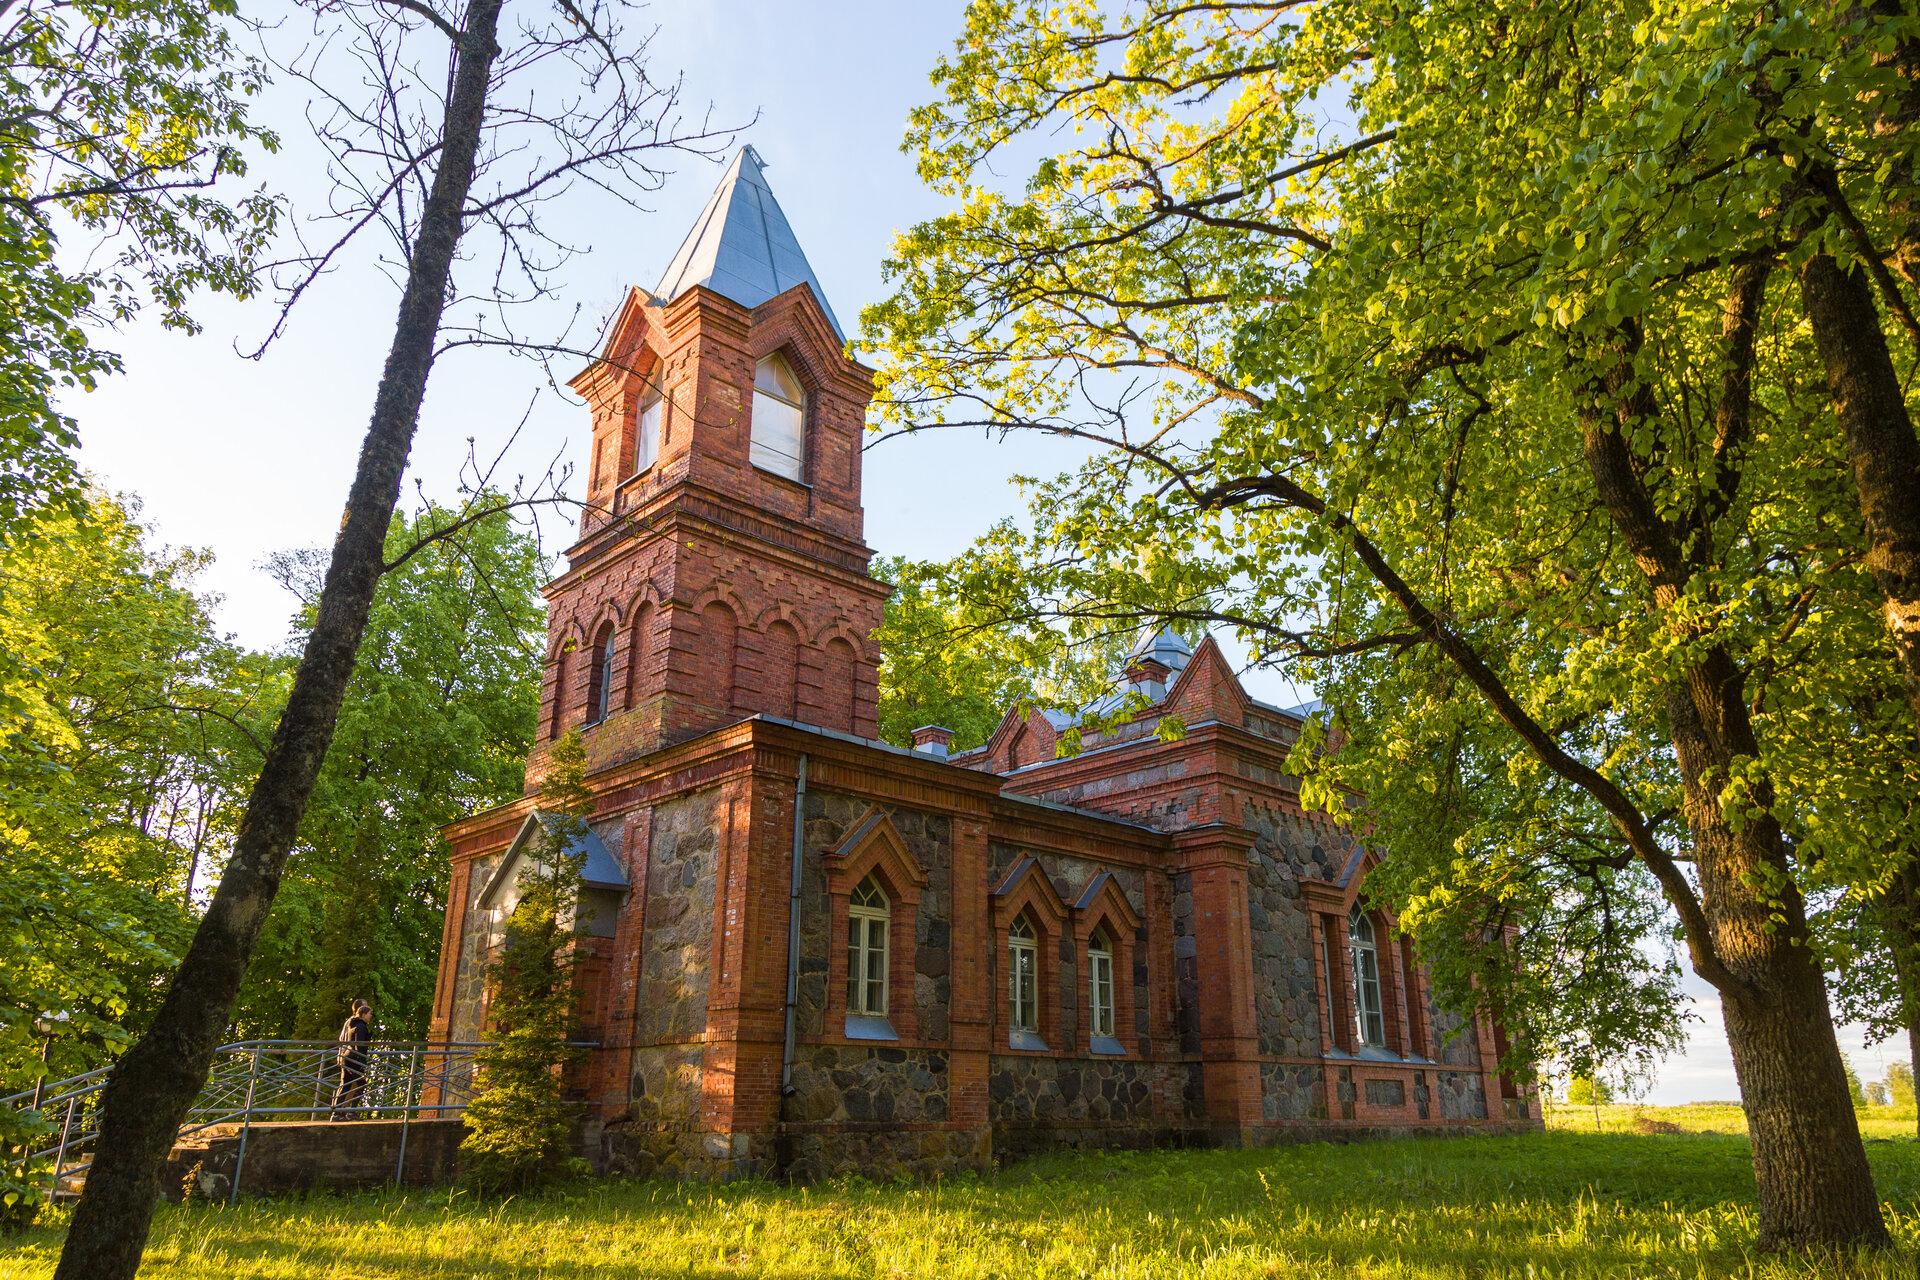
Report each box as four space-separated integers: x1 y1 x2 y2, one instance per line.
478 811 628 908
1126 626 1193 673
653 145 845 340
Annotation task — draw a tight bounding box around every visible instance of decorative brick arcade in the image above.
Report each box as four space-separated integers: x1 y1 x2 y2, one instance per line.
428 146 1538 1181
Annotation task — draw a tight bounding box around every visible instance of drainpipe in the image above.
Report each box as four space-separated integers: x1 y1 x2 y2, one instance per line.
775 753 808 1173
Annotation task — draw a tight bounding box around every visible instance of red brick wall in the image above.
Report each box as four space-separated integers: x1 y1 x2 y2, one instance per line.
532 282 889 786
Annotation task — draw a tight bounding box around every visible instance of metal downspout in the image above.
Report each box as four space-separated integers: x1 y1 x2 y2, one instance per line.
775 753 808 1174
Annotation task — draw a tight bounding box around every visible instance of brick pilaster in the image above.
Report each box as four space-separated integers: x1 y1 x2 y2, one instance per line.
1174 825 1261 1134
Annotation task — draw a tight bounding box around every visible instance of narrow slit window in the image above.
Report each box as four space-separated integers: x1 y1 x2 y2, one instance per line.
586 625 615 726
847 876 889 1017
750 353 806 481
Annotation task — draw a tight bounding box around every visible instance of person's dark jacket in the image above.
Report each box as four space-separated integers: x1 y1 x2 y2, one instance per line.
337 1015 372 1066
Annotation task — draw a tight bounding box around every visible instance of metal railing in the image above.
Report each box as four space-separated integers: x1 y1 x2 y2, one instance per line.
3 1039 490 1205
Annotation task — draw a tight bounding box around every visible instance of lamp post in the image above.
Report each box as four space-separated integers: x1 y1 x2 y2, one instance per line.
28 1011 68 1112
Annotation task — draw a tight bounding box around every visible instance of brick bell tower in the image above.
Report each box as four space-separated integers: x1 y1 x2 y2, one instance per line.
535 145 888 777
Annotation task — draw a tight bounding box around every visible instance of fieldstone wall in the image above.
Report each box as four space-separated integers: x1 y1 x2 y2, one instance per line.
632 789 720 1046
1430 999 1482 1068
797 792 952 1039
608 787 721 1171
781 1126 991 1182
1260 1062 1326 1121
1243 807 1344 1058
769 1045 990 1181
988 1055 1201 1139
786 1043 950 1126
1172 870 1200 1054
1437 1069 1488 1120
447 851 503 1045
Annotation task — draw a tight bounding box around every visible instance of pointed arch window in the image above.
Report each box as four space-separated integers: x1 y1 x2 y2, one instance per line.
1008 914 1040 1035
847 876 890 1017
1088 928 1115 1040
750 353 806 481
1349 906 1386 1048
586 624 616 725
636 387 663 473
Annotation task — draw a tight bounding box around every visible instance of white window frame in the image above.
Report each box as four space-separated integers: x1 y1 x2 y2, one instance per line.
1008 914 1039 1034
1088 930 1115 1040
750 353 806 481
847 877 889 1017
636 387 663 473
1348 906 1386 1048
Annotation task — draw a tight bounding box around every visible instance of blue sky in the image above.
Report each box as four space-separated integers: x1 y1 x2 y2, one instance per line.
61 0 1899 1105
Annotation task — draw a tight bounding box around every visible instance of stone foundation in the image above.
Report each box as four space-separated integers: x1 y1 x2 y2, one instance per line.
162 1119 465 1202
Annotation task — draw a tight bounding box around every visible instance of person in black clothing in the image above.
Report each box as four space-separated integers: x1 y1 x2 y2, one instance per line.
330 1000 373 1119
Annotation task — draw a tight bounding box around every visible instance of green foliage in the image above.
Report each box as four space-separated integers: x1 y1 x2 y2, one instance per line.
1846 1055 1870 1110
0 0 278 527
8 1124 1920 1275
871 556 1035 750
236 500 543 1041
0 489 272 1221
1566 1075 1616 1107
1889 1061 1915 1110
862 0 1920 1100
459 731 590 1195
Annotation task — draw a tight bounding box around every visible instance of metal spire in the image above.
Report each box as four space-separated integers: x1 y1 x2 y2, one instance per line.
653 144 845 340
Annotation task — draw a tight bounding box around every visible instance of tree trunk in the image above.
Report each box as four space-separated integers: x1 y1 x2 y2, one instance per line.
1578 330 1890 1248
1910 1021 1920 1142
1799 251 1920 729
50 6 505 1279
1663 686 1890 1250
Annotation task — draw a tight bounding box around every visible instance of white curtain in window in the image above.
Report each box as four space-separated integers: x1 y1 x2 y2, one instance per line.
1088 932 1115 1039
1348 906 1386 1047
750 354 805 480
1008 915 1039 1034
636 390 662 472
847 876 889 1017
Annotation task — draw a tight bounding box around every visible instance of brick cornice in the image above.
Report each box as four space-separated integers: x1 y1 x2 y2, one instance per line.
555 486 886 591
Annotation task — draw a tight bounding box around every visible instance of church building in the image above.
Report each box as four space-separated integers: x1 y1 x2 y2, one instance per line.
427 146 1536 1180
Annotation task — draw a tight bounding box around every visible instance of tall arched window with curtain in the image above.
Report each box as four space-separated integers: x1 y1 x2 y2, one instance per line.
1348 906 1386 1048
750 353 806 480
586 623 616 725
1008 914 1039 1036
1087 928 1115 1040
847 876 890 1017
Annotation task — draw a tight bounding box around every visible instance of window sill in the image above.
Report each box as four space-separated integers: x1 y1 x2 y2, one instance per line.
1008 1029 1049 1052
750 462 812 491
1090 1035 1127 1057
844 1015 897 1042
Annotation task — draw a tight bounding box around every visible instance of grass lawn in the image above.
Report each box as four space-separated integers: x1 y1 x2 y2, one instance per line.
5 1119 1918 1278
1546 1101 1918 1142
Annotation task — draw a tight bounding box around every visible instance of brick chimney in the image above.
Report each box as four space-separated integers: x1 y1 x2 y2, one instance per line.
910 725 955 760
1122 655 1173 701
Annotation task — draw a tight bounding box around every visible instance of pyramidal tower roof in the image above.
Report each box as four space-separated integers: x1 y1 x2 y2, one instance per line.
653 144 844 340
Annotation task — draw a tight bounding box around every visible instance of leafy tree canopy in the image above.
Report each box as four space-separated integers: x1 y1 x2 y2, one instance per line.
0 0 279 527
236 497 545 1041
865 0 1920 1245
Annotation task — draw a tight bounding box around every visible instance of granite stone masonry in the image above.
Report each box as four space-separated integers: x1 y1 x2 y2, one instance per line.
427 145 1537 1188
